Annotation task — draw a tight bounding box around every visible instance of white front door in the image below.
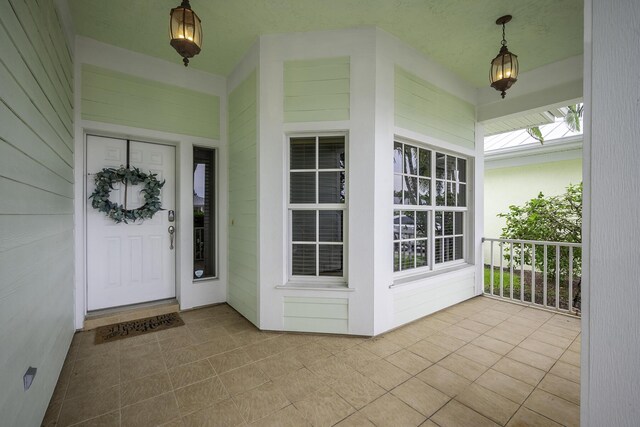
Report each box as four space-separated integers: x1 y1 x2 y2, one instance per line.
86 135 176 311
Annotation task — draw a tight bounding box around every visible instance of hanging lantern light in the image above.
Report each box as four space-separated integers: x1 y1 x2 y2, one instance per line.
169 0 202 67
489 15 519 99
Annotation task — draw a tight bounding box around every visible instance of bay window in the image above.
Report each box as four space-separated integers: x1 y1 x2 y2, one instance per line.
289 135 346 283
393 140 468 273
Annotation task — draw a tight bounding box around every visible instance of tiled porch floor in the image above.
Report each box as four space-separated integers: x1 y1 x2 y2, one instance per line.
43 297 581 427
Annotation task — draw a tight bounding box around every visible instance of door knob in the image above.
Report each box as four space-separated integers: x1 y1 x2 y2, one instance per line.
168 225 175 250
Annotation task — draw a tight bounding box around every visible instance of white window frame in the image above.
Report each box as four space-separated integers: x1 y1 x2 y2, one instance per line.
287 133 348 286
393 139 469 278
192 145 219 281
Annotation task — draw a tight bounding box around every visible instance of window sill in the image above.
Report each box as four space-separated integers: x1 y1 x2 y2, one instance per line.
192 276 219 284
390 263 474 289
276 282 354 292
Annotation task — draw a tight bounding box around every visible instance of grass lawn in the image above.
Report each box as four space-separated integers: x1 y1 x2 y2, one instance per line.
484 266 523 298
483 266 578 311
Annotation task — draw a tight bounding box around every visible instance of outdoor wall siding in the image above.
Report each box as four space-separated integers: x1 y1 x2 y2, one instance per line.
0 0 75 425
283 297 348 334
393 271 476 327
227 70 258 325
484 158 582 242
395 67 475 149
81 64 220 139
283 56 350 122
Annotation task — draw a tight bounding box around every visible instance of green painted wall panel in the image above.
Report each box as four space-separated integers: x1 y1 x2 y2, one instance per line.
0 101 73 182
284 57 350 122
81 64 220 139
0 1 73 126
0 57 73 165
0 23 72 142
287 79 350 96
484 158 582 241
227 70 258 326
13 0 73 103
283 297 349 334
0 1 75 425
395 67 475 149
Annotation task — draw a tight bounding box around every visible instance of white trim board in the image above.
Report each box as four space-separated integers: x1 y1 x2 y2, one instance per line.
477 55 584 121
485 137 583 169
75 36 226 96
73 119 228 328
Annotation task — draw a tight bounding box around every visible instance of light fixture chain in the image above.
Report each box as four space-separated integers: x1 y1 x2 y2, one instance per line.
502 23 507 46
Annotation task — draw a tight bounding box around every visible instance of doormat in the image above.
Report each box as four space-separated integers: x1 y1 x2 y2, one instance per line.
94 313 184 344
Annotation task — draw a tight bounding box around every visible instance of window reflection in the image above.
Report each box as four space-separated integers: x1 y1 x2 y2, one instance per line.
194 147 216 279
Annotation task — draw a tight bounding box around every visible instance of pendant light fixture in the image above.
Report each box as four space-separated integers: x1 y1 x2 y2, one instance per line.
489 15 519 98
169 0 202 67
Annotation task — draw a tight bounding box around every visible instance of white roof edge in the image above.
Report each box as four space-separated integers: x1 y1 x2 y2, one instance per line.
485 135 583 160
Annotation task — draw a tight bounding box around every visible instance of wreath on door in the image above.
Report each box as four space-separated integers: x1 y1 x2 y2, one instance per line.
89 166 165 224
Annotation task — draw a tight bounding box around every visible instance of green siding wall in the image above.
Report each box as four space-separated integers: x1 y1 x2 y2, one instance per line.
0 0 75 425
228 71 258 325
81 64 220 139
284 57 350 122
283 297 348 334
395 67 475 149
484 158 582 241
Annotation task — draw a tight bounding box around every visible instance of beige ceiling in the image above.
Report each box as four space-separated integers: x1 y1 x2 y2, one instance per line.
68 0 583 87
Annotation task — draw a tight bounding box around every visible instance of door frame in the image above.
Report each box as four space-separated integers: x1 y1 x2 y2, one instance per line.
85 134 178 311
73 121 228 329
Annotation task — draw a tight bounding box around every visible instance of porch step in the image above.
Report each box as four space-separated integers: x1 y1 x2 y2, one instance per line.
83 299 179 330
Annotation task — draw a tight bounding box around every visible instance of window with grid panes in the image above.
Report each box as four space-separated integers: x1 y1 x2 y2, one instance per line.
434 151 467 264
393 141 467 273
289 135 346 281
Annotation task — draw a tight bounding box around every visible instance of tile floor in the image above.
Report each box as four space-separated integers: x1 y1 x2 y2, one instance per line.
42 297 581 427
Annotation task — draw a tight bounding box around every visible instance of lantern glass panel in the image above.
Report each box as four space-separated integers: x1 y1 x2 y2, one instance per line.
491 52 518 82
195 17 202 46
170 10 181 38
184 12 195 41
170 8 202 48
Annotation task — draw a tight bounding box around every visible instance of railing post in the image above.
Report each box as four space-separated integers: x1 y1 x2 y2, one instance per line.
490 241 494 296
520 242 524 302
531 243 536 304
555 245 561 310
569 246 574 313
509 243 514 300
543 244 548 307
499 242 504 297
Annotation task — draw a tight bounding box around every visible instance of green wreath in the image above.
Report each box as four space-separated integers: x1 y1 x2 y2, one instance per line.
89 166 165 223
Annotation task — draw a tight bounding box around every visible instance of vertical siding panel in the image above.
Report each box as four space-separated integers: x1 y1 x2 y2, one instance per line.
227 70 258 325
0 1 75 425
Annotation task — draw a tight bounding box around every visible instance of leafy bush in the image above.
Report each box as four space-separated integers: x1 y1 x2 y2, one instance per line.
498 182 582 280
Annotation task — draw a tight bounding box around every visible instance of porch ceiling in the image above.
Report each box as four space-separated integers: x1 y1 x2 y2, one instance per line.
67 0 583 87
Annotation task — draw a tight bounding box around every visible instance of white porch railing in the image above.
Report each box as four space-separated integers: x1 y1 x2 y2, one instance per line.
482 238 582 316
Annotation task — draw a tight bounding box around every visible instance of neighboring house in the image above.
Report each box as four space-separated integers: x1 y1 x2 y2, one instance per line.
0 1 638 426
483 115 583 242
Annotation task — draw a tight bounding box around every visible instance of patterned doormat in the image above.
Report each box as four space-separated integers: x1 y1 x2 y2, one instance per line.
94 313 184 344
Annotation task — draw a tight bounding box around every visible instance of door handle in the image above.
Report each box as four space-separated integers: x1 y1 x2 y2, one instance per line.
168 226 175 250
